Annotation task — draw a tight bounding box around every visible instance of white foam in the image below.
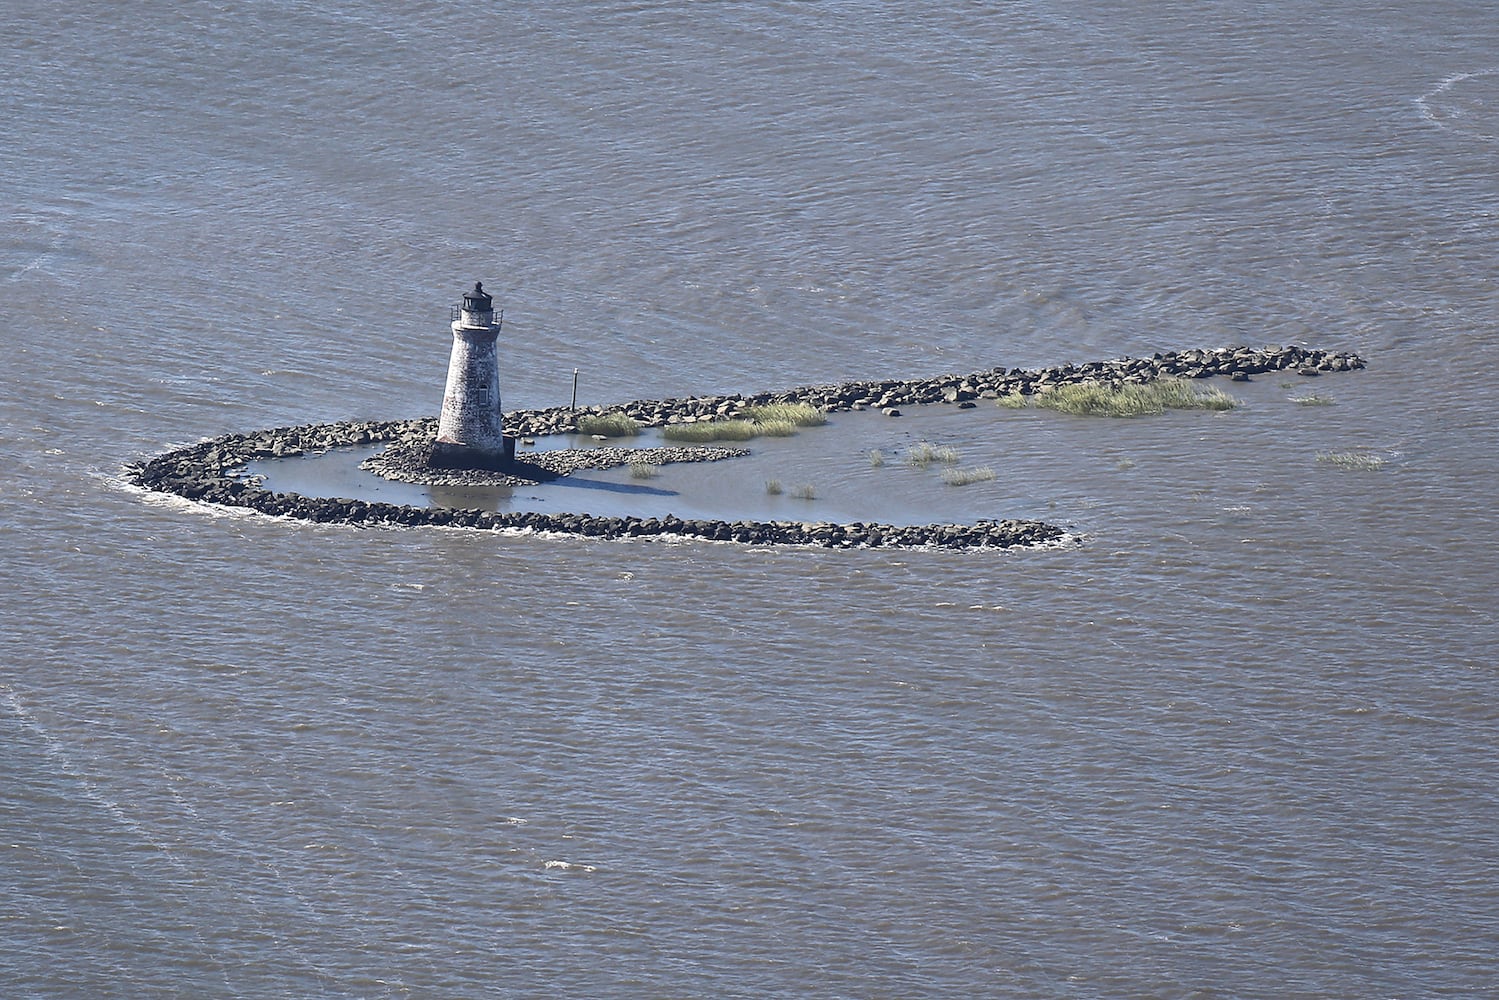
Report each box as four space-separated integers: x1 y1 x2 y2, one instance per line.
1416 68 1499 141
9 253 53 281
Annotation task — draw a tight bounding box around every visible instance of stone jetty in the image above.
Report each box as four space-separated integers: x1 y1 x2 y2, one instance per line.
501 343 1364 435
125 345 1364 550
362 438 750 488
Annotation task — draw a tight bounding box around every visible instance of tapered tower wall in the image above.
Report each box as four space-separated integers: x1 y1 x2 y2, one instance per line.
432 283 514 469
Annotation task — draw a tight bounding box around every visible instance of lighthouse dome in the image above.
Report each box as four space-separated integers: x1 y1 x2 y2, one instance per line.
463 282 493 312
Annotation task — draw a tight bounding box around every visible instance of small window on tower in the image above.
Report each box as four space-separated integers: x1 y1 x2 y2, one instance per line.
477 386 491 406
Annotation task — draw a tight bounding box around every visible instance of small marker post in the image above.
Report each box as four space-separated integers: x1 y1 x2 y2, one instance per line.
571 368 579 410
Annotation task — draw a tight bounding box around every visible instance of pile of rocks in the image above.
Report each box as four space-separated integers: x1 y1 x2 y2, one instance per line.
150 490 1066 550
362 439 749 487
508 344 1364 432
125 344 1365 550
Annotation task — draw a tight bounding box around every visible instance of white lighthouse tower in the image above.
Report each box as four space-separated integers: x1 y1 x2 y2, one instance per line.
431 282 515 469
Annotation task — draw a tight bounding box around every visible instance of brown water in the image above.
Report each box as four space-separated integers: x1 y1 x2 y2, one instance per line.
4 2 1499 996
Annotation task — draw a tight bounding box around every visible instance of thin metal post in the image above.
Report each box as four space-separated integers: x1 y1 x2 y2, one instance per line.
571 368 579 410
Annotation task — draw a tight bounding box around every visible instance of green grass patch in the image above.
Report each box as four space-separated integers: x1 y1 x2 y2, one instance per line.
661 419 760 442
741 402 826 427
576 412 641 437
1317 451 1386 470
868 449 885 468
765 479 783 495
995 391 1029 409
907 442 962 468
752 419 797 437
662 403 826 443
941 466 997 486
1035 378 1239 417
789 483 817 500
628 461 656 479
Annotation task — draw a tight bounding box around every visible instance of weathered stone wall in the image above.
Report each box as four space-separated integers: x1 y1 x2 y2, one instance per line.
436 325 505 450
124 345 1363 551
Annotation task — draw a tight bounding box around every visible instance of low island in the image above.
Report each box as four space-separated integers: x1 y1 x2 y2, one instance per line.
125 344 1364 551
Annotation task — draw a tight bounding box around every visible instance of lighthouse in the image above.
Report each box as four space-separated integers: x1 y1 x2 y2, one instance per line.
431 282 515 470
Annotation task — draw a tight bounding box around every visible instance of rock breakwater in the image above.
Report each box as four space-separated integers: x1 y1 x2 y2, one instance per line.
505 344 1364 435
363 439 750 488
124 345 1363 550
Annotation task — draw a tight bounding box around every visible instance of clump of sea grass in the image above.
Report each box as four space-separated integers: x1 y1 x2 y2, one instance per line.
941 466 997 486
790 483 817 500
661 419 760 443
659 402 825 444
868 449 885 468
907 442 962 468
995 391 1029 409
1035 378 1238 417
629 461 656 479
1317 451 1386 470
765 479 783 495
741 402 826 427
576 412 641 437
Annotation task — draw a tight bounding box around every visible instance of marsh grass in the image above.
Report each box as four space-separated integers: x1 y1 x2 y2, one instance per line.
741 402 826 427
1317 451 1386 470
868 449 885 468
790 483 817 500
907 442 962 468
661 419 760 442
752 419 797 437
628 461 656 480
765 479 783 495
1035 378 1238 417
995 391 1029 409
576 412 641 437
661 403 824 443
941 466 997 486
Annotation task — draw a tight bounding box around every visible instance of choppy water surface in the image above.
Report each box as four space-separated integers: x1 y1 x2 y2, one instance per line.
4 2 1499 997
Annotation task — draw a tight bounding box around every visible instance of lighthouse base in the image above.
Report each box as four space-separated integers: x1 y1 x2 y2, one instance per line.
429 436 517 471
